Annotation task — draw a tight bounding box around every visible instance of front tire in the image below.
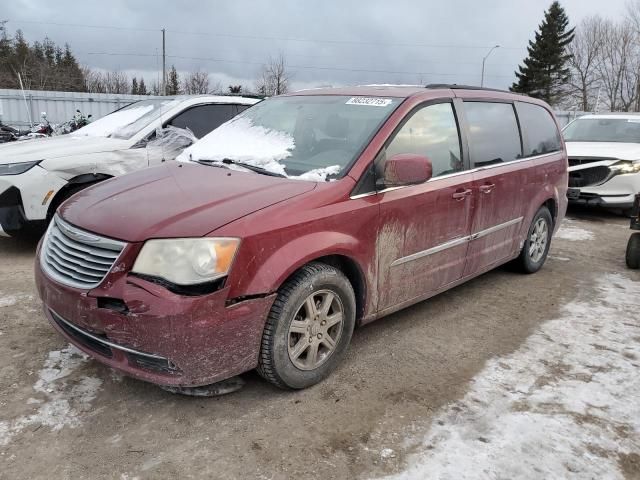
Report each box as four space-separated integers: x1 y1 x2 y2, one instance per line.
515 206 553 274
257 262 356 390
626 233 640 269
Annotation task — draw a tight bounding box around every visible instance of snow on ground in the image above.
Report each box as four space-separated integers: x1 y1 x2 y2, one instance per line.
0 346 102 446
377 273 640 480
555 223 595 241
0 293 32 308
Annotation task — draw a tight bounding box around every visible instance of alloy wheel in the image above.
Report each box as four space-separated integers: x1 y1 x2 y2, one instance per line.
287 290 344 371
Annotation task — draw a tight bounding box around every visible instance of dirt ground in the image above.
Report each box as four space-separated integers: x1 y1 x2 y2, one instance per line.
0 207 638 480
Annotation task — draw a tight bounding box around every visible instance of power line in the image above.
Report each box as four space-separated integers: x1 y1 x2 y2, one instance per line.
82 51 515 78
8 19 159 32
8 19 525 51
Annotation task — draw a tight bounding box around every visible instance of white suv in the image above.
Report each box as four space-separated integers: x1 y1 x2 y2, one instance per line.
0 95 260 237
564 113 640 214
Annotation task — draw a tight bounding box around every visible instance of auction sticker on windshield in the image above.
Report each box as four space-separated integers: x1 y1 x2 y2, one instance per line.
345 97 393 107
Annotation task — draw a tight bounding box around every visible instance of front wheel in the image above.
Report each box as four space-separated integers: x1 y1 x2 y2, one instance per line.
257 262 356 390
626 233 640 269
515 206 553 274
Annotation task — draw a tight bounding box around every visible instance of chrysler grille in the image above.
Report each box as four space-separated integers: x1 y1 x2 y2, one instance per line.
41 215 125 289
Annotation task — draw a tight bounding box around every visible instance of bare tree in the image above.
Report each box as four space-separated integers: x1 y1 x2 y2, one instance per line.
597 19 639 111
255 54 290 96
567 16 605 111
182 70 209 94
104 70 129 94
81 66 106 93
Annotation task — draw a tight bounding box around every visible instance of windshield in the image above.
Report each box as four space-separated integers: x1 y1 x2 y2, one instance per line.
563 117 640 143
178 95 402 181
72 99 180 140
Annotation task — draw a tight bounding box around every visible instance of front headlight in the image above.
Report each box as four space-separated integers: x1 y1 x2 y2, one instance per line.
610 161 640 175
0 160 42 176
131 238 240 286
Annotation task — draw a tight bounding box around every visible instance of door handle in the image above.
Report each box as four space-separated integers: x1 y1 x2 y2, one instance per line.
452 188 472 201
479 183 495 194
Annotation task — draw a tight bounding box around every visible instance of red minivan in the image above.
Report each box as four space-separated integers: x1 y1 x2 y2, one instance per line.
35 85 567 391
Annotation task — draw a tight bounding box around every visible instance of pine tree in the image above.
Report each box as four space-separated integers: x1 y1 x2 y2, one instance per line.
131 77 139 94
138 77 147 95
511 1 575 105
166 65 180 95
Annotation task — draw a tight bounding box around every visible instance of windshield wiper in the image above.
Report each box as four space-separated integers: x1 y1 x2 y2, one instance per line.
194 159 230 170
195 158 286 178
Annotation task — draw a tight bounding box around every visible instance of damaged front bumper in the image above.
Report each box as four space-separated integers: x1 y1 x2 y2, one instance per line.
0 166 67 236
35 241 276 387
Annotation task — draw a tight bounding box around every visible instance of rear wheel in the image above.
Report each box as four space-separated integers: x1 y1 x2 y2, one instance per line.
626 233 640 269
257 262 356 389
515 206 553 274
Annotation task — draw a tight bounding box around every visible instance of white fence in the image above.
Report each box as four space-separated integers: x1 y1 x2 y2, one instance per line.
0 87 593 129
0 89 164 127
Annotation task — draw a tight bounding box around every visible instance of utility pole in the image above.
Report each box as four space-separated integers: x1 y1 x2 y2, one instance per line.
594 84 602 114
481 45 500 88
161 28 166 96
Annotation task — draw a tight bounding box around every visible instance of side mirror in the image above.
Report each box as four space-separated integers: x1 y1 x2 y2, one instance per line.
381 153 432 188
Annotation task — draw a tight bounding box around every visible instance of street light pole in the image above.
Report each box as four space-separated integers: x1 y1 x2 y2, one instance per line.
481 44 500 88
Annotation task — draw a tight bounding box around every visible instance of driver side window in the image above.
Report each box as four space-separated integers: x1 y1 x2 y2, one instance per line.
386 102 463 178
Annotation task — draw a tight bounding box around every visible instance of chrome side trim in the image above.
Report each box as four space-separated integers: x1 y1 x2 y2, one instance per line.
51 310 166 360
471 217 523 240
349 151 560 199
391 235 470 266
390 217 524 266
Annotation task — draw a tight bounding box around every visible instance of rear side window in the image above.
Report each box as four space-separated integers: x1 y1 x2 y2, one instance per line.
517 102 561 156
168 104 237 138
385 102 463 178
464 102 522 167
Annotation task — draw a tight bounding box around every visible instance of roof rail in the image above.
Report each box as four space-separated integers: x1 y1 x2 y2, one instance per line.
425 84 515 94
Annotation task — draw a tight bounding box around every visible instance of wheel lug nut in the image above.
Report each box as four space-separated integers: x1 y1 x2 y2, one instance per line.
309 337 313 343
321 321 326 326
317 333 322 339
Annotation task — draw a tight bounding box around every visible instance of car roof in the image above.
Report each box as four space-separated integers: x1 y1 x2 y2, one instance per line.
575 113 640 120
284 84 533 103
165 95 261 106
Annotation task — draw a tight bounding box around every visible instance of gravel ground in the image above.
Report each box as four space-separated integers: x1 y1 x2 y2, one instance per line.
0 207 638 480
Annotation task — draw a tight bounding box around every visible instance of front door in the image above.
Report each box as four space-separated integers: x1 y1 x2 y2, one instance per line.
459 101 526 275
375 101 474 312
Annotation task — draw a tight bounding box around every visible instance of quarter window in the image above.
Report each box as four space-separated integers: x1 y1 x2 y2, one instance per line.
516 102 561 156
386 103 463 178
464 102 522 167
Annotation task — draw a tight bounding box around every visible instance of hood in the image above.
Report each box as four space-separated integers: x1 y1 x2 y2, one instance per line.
59 162 316 242
0 135 130 165
565 141 640 161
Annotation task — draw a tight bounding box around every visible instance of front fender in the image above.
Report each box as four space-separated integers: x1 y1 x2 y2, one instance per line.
238 231 364 296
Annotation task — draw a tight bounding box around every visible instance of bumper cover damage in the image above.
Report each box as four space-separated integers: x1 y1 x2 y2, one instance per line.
36 256 276 387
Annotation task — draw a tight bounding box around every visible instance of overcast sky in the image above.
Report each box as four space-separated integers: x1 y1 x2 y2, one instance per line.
1 0 632 91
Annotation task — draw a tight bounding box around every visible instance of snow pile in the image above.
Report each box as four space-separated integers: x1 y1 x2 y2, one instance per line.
0 346 102 446
0 292 32 308
179 116 294 175
178 117 340 182
377 274 640 480
555 224 594 241
71 105 154 138
296 165 341 181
